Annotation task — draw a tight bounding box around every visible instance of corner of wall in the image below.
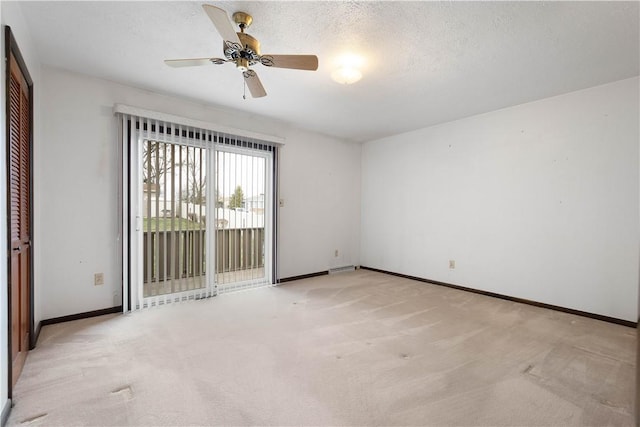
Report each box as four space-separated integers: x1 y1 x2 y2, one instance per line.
360 77 639 322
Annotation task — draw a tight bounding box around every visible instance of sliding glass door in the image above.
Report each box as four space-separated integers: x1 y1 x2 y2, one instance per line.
214 147 272 291
125 118 274 309
141 141 208 299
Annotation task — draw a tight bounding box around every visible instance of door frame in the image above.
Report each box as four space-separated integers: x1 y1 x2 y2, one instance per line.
124 121 276 308
4 25 35 398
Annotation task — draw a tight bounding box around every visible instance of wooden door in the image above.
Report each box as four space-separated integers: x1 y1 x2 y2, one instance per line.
8 50 32 389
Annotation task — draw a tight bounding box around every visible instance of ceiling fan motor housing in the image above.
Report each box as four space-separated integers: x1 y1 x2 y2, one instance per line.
224 32 261 68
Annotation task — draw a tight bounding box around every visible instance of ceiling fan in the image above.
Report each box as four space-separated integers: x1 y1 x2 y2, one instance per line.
165 4 319 98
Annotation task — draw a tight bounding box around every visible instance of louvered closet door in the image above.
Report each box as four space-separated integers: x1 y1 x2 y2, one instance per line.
9 51 31 388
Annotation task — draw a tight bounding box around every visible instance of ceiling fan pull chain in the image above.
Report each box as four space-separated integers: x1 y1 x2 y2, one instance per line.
243 79 247 100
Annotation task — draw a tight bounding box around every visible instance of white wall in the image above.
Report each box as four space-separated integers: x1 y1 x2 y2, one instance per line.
278 128 361 276
361 77 639 322
1 0 42 413
39 66 361 319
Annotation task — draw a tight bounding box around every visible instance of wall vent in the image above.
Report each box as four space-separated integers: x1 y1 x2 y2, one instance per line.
329 265 356 274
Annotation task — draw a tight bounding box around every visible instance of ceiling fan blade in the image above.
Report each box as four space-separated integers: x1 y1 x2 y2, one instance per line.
260 54 318 71
202 5 241 46
243 70 267 98
164 58 226 67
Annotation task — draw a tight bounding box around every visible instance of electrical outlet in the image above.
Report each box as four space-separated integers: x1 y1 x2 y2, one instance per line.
334 249 339 257
449 260 456 269
94 273 104 286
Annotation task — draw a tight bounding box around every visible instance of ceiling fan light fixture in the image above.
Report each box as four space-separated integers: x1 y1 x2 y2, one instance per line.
166 5 319 99
236 58 249 72
331 66 362 85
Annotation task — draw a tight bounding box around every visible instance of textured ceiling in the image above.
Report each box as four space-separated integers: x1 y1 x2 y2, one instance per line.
16 1 640 142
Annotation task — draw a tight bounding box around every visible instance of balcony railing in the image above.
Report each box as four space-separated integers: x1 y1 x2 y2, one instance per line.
143 227 265 290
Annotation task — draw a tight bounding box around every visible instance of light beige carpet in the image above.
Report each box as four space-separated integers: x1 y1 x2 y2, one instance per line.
7 270 635 426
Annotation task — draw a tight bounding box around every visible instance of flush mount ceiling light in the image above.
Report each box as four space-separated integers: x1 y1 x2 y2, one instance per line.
331 67 362 84
331 53 364 84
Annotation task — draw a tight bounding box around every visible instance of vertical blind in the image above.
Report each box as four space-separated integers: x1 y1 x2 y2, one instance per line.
116 107 280 311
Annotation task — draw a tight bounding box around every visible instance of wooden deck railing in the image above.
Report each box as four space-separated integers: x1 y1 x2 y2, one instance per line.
143 228 265 283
